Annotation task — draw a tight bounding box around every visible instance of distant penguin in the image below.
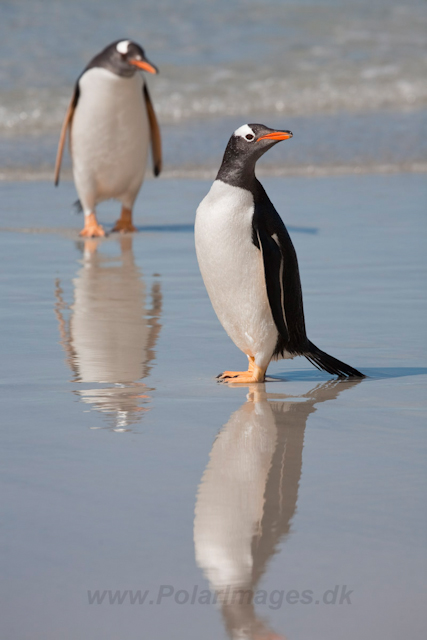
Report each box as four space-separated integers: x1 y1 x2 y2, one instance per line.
195 123 365 383
54 39 162 237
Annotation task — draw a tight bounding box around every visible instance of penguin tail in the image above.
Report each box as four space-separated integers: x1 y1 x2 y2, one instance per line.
72 199 83 214
305 341 365 378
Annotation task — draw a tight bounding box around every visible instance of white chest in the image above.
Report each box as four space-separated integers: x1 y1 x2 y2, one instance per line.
195 180 277 363
71 68 149 196
195 180 257 274
73 67 147 142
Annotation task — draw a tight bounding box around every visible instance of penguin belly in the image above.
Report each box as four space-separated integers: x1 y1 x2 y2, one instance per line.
71 68 149 212
195 180 278 368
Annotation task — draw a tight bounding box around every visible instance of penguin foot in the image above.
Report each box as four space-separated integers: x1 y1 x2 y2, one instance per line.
218 362 266 384
217 370 247 378
112 220 137 233
223 372 266 384
80 213 105 238
112 207 137 233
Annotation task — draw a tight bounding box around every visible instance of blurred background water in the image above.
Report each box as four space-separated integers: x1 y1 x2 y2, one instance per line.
0 0 426 177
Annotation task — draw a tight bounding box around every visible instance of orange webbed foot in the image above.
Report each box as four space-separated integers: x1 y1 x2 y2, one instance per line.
80 212 105 238
217 370 247 379
217 358 266 384
112 220 138 233
225 371 266 384
112 207 137 233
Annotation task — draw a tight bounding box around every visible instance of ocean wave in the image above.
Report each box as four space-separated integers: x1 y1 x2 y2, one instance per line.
1 109 425 178
1 0 426 135
0 73 426 136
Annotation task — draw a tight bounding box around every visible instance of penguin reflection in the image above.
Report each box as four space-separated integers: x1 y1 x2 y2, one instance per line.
194 380 361 640
54 236 162 430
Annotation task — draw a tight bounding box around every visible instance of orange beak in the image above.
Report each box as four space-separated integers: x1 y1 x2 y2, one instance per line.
257 130 293 142
129 59 158 74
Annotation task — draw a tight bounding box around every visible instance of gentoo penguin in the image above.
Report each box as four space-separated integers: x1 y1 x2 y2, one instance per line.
54 237 162 430
54 40 162 237
195 123 364 383
194 380 361 638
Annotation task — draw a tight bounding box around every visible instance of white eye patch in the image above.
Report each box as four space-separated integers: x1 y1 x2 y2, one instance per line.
234 124 255 140
116 40 131 55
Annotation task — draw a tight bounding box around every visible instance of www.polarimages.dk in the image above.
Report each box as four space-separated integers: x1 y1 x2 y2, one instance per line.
87 585 353 609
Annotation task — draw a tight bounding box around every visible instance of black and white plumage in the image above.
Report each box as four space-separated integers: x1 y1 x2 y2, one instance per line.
54 40 162 237
195 123 364 383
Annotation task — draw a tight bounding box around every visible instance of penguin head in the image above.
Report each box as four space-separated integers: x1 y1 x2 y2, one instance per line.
217 124 292 185
229 124 293 161
89 40 158 78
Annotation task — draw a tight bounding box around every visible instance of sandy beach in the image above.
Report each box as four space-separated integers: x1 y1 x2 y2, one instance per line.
0 174 426 639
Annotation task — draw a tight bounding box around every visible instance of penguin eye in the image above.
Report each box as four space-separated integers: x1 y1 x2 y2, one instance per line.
245 134 254 141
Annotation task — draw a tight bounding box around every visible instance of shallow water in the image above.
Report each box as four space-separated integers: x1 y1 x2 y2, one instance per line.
0 175 426 639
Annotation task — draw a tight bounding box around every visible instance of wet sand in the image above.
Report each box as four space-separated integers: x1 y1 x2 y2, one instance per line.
0 174 426 639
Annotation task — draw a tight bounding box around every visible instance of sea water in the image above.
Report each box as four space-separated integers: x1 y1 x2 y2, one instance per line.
0 0 426 176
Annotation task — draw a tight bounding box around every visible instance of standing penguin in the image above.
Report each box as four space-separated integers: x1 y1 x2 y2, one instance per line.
54 40 162 237
195 123 364 383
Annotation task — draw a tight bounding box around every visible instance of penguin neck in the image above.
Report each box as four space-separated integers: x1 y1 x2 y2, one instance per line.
216 155 258 193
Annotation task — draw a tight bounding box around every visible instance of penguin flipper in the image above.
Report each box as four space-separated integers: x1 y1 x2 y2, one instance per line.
253 188 308 356
143 84 162 177
255 223 290 345
54 84 79 186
